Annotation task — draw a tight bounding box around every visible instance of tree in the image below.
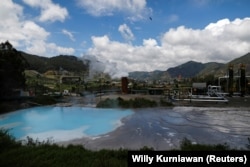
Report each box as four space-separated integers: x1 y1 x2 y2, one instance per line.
0 41 29 98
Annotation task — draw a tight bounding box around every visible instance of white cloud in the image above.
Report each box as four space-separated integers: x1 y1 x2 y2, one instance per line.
118 24 134 42
47 43 75 55
0 0 24 44
62 29 75 41
26 41 75 56
0 0 74 56
22 0 68 22
143 38 158 47
23 21 50 40
76 0 152 21
87 18 250 77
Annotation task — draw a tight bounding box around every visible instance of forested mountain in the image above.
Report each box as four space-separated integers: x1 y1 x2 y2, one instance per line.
21 52 88 73
167 61 205 78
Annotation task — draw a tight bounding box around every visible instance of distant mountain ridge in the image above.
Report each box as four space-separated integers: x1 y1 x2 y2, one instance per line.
167 61 205 78
129 52 250 81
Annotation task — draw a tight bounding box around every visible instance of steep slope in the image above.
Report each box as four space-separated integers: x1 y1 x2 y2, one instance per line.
198 62 225 77
21 52 88 73
214 52 250 76
49 55 88 73
227 52 250 75
167 61 205 78
21 52 51 73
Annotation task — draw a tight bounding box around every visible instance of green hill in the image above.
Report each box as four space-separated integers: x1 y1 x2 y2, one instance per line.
167 61 205 78
198 62 225 77
21 52 88 74
225 52 250 75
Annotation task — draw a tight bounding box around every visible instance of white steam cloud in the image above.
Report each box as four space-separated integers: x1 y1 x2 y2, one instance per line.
82 54 128 79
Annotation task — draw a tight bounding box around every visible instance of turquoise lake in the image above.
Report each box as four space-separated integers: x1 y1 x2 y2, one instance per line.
0 107 134 142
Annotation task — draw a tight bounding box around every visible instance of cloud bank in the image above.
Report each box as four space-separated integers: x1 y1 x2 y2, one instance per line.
87 18 250 77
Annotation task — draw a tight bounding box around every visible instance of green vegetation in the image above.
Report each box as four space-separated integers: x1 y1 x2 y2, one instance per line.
96 97 159 108
0 41 28 98
0 129 128 167
178 138 230 151
1 129 248 167
0 101 25 114
32 95 58 105
22 53 88 74
96 97 173 108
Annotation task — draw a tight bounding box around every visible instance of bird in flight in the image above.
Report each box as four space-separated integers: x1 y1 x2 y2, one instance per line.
149 17 152 20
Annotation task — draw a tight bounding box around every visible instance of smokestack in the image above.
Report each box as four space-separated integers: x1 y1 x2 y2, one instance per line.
121 77 128 94
228 64 234 96
240 64 246 97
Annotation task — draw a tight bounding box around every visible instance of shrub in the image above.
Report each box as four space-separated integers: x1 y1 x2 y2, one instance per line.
33 95 56 105
0 129 248 167
96 97 157 108
0 129 21 152
180 138 230 151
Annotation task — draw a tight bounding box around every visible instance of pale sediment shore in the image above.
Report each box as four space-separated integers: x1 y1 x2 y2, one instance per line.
58 114 180 151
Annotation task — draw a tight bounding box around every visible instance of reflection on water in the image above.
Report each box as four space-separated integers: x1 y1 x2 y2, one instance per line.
0 107 133 142
1 106 250 149
102 107 250 150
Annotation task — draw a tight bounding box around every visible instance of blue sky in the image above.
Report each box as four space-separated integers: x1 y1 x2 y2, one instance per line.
1 0 250 77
